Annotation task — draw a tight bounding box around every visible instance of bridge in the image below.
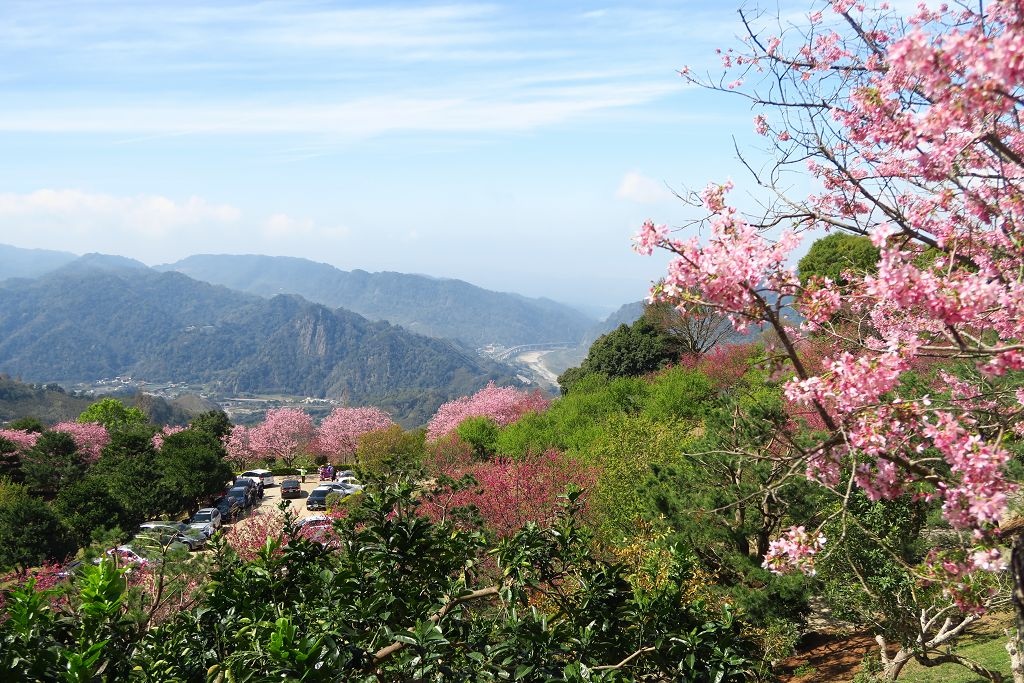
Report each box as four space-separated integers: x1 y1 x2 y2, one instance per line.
492 342 578 362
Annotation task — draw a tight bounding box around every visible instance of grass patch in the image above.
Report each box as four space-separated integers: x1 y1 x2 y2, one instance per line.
899 611 1013 683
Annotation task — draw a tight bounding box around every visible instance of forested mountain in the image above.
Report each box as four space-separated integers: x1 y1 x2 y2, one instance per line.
159 254 596 347
0 244 77 280
582 300 645 345
0 263 521 425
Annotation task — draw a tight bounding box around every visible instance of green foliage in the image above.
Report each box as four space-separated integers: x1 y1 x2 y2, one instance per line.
7 416 46 433
455 415 500 459
77 398 148 432
0 485 72 571
354 424 426 481
1 482 763 681
496 375 649 458
89 430 172 526
558 318 676 394
53 477 129 548
586 413 695 539
20 431 81 496
797 233 879 286
153 429 233 514
188 409 232 440
645 367 715 422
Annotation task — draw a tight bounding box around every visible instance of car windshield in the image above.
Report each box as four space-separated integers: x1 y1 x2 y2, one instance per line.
282 479 299 486
193 511 213 522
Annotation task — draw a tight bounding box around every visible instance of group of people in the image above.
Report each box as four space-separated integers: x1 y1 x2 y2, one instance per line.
319 464 341 481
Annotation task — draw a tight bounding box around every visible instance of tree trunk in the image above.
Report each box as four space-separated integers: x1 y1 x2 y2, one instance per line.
1010 532 1024 683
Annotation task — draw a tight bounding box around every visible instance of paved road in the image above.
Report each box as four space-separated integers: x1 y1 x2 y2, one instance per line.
251 476 332 520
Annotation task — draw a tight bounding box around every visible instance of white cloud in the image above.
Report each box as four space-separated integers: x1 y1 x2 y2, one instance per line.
0 189 241 237
264 212 314 239
615 171 670 204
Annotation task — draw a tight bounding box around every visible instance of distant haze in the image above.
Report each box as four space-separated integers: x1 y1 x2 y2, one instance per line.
0 0 811 311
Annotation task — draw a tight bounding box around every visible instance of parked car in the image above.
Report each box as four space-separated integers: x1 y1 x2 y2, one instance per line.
324 482 360 497
292 514 338 547
189 508 223 538
216 496 243 523
306 486 334 511
240 469 276 487
138 521 207 550
280 479 302 499
334 477 364 492
227 485 256 509
101 545 151 568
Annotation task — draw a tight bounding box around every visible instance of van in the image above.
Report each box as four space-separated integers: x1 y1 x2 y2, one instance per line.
239 469 276 487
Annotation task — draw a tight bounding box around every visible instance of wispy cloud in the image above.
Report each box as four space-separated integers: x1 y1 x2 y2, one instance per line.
615 171 671 204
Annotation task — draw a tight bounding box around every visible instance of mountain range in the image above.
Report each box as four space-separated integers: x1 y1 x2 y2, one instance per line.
158 254 595 348
0 256 521 425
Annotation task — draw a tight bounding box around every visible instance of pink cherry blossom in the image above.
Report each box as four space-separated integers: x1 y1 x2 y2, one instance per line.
426 382 549 442
51 421 110 464
312 406 394 459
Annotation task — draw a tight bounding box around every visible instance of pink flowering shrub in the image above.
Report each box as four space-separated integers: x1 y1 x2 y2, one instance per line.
0 429 39 452
420 449 598 538
50 421 110 464
224 510 285 562
426 382 550 442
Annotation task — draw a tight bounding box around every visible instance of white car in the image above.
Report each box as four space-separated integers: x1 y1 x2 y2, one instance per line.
239 469 276 487
189 507 223 538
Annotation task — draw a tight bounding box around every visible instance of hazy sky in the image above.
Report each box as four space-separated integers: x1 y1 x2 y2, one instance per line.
0 0 810 315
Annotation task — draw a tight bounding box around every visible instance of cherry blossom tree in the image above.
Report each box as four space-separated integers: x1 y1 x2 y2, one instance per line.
223 424 255 468
50 422 110 465
426 382 549 442
312 407 394 462
635 0 1024 677
248 408 314 467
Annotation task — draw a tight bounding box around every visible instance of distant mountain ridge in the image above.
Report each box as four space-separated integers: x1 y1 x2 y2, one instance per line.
0 259 522 426
0 244 77 280
158 254 596 347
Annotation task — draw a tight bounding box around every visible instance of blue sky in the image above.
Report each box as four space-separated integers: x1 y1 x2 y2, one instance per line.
0 0 804 315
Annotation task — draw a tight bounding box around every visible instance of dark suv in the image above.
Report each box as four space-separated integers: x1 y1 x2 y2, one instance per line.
306 486 333 511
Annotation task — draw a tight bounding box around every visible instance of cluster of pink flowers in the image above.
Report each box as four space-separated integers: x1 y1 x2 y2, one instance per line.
224 510 285 562
426 382 550 442
0 428 39 451
762 526 827 576
50 421 110 464
151 425 186 450
312 407 394 459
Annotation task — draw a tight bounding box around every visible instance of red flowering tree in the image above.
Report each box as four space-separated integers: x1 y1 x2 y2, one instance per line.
50 421 110 465
636 0 1024 676
426 382 549 442
421 449 598 538
248 408 314 467
312 407 394 463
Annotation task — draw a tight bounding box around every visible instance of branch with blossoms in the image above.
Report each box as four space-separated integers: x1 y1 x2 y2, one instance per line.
636 0 1024 595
